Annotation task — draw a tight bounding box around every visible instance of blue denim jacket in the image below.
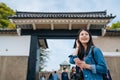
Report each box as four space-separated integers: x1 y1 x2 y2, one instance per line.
69 46 107 80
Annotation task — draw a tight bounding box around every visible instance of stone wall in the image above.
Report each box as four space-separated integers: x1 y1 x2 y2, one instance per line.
0 56 28 80
105 56 120 80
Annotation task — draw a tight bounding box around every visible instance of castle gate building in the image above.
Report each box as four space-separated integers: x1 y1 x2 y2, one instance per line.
0 10 120 80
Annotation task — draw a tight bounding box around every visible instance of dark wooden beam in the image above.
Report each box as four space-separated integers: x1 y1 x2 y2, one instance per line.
21 29 102 39
27 35 38 80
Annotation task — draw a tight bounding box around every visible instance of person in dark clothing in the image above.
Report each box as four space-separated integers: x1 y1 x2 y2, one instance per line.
48 73 53 80
70 66 76 80
61 67 69 80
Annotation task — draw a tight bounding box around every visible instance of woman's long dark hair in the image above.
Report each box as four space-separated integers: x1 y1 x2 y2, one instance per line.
76 29 94 60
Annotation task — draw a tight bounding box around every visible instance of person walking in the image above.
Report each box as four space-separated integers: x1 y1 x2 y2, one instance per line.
40 74 46 80
48 73 53 80
61 67 69 80
70 66 76 80
53 71 59 80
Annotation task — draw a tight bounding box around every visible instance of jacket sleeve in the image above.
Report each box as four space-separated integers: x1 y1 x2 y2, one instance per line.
68 55 78 64
92 47 107 74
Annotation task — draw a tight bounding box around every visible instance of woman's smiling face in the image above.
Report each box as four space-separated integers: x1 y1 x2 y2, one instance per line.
79 30 90 44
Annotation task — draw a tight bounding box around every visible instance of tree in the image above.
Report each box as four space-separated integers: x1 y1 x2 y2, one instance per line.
0 2 15 29
106 25 112 29
39 47 49 71
111 21 120 29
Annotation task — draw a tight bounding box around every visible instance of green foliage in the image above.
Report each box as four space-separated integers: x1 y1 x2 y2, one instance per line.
0 2 16 29
111 21 120 29
106 26 112 29
39 48 49 72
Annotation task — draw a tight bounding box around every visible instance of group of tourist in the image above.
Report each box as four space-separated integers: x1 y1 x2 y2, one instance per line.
40 71 60 80
40 67 77 80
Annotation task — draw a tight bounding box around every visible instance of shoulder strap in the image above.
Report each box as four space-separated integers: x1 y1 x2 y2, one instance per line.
91 47 97 64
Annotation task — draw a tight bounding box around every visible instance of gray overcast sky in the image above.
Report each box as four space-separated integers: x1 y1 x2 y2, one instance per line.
1 0 120 71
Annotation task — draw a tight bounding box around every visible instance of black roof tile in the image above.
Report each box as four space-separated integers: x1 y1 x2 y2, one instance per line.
0 29 17 34
105 29 120 36
9 10 116 19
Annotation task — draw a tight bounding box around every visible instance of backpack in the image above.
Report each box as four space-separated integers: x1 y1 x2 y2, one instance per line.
91 47 112 80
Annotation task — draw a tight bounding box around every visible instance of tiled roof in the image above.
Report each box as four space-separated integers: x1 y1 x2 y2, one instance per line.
9 10 115 19
60 61 70 66
105 29 120 36
0 29 17 34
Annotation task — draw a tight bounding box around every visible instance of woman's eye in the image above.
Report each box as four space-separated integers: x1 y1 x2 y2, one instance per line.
80 34 84 36
85 33 89 35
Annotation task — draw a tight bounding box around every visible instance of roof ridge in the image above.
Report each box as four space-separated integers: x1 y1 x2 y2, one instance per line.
16 10 106 14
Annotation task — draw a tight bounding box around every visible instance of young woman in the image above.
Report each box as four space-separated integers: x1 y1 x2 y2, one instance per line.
69 29 107 80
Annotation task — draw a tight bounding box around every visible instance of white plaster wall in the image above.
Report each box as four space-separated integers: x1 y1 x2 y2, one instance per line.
0 36 31 56
93 36 120 52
